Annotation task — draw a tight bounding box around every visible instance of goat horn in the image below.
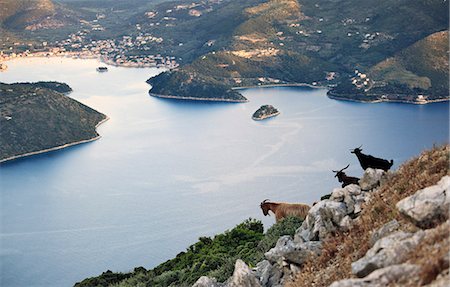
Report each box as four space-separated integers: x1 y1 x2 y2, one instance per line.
358 145 363 149
341 164 350 172
262 199 270 203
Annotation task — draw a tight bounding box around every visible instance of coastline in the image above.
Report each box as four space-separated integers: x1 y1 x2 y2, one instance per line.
327 94 450 105
0 116 109 164
149 92 249 103
0 52 173 69
232 83 328 90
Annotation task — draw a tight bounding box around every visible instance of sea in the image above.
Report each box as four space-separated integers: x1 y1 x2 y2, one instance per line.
0 57 448 286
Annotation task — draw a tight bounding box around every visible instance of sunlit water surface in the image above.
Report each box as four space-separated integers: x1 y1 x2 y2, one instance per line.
0 57 448 287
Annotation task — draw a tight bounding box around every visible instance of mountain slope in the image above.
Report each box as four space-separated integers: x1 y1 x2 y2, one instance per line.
370 30 449 93
0 0 55 29
0 82 107 162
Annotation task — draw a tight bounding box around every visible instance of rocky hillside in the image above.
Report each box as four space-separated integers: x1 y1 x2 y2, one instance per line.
74 145 449 286
0 82 107 162
193 145 449 287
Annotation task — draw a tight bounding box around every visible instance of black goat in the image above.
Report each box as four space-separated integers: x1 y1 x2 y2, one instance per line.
333 164 360 187
351 146 393 171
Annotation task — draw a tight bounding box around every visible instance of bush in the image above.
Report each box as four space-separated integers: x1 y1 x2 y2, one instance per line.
75 217 303 287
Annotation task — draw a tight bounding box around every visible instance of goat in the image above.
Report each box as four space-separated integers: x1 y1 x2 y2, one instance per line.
351 145 393 171
333 164 360 187
260 199 310 222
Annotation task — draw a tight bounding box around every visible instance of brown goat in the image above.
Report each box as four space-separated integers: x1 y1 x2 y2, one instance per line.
260 199 310 222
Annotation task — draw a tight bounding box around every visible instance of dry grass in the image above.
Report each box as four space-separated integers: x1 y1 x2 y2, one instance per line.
287 145 449 287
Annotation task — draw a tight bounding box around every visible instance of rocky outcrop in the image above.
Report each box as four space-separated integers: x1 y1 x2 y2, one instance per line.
351 230 425 277
296 201 348 241
254 260 282 287
193 276 222 287
330 264 421 287
329 175 450 287
193 260 261 287
396 175 450 228
369 219 400 246
227 260 262 287
193 167 450 287
359 168 386 191
265 236 322 266
296 182 374 242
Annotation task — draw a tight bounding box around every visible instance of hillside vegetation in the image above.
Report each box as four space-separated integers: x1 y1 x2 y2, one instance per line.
74 217 303 287
0 0 55 24
0 82 106 162
370 30 449 94
146 0 449 101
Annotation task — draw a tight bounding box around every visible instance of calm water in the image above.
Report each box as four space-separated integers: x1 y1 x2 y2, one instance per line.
0 57 448 287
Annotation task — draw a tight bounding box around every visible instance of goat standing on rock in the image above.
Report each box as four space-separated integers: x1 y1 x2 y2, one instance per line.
351 145 393 171
260 199 310 222
333 164 360 187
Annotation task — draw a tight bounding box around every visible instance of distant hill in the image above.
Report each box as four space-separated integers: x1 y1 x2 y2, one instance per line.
0 82 107 162
146 0 449 102
370 30 449 94
0 0 56 29
0 0 83 36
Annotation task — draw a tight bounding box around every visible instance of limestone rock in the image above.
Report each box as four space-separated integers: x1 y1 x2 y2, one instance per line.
339 215 353 231
369 219 400 246
193 276 221 287
359 168 385 191
228 259 262 287
296 201 348 241
330 264 420 287
254 260 283 287
265 236 322 265
351 230 425 277
396 176 450 228
330 184 362 214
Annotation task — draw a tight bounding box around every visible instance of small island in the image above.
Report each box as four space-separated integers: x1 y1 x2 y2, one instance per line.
96 66 108 72
252 105 280 121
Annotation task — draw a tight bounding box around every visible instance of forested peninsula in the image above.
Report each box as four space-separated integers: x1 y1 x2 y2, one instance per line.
0 82 107 163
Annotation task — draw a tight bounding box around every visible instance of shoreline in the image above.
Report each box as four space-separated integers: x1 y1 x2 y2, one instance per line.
149 92 248 103
232 83 328 90
0 116 109 164
0 52 174 70
252 111 281 121
327 94 450 105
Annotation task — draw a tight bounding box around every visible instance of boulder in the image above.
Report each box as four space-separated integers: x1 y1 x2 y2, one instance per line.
265 236 322 266
351 230 425 277
193 276 221 287
339 215 353 231
359 168 385 191
296 201 348 241
227 259 262 287
369 219 400 247
254 260 282 287
330 264 420 287
396 176 450 228
330 184 362 214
